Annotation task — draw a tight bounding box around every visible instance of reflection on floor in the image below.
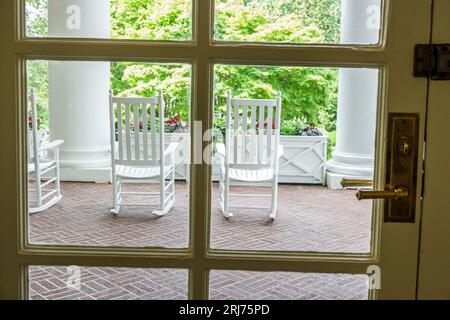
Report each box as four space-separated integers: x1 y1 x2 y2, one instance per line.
29 182 372 300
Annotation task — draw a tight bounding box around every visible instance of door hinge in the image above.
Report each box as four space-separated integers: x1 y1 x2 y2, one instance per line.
414 44 450 80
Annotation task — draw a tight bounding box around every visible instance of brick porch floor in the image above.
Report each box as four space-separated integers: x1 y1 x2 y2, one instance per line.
28 182 372 300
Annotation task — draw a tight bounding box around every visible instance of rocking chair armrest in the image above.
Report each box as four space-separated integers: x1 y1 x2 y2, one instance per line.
164 142 179 156
216 143 226 157
39 139 64 152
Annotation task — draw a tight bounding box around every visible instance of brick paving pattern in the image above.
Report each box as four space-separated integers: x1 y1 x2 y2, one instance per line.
210 184 372 253
29 266 188 300
29 182 372 300
209 271 368 300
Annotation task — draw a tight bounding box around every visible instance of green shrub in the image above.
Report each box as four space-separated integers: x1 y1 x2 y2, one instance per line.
280 118 305 136
326 130 336 160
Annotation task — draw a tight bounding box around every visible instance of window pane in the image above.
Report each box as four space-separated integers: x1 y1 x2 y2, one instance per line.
214 0 381 45
29 266 188 300
25 0 192 41
27 60 191 249
209 270 369 300
210 64 378 253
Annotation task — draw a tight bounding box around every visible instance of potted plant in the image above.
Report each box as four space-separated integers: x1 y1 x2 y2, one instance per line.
164 115 189 133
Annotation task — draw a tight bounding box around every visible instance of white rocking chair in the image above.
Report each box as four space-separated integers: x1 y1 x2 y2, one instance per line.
28 90 64 214
217 91 283 220
109 90 178 216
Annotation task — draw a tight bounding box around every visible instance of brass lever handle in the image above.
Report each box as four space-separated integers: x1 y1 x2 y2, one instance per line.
356 186 409 201
340 179 373 188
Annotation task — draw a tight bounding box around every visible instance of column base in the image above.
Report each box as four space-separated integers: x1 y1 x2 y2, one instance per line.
60 167 111 183
326 152 374 190
326 172 373 190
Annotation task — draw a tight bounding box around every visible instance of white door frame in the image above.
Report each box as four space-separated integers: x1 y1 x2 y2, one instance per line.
417 0 450 299
0 0 433 299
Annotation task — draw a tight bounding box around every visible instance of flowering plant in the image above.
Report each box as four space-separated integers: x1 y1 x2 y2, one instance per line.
298 125 325 136
164 115 189 133
280 118 325 136
256 119 276 130
28 115 42 129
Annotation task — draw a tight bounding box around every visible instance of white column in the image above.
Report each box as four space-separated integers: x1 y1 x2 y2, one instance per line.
48 0 111 182
326 0 381 189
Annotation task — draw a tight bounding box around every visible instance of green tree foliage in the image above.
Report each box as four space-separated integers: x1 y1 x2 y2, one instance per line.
213 0 340 132
273 0 342 43
110 0 193 123
215 0 340 43
111 62 191 120
26 1 49 130
26 0 341 136
214 65 338 129
27 60 49 132
215 0 325 43
110 0 191 40
26 0 48 37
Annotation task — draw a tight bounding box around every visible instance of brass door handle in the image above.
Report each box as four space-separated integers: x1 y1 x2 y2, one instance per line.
338 114 419 222
356 186 409 201
340 179 409 201
340 179 373 188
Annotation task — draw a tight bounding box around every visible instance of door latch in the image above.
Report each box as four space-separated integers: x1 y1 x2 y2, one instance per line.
341 114 420 223
414 44 450 80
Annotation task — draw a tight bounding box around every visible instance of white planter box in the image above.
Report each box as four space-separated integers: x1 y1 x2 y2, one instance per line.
209 135 328 185
63 132 327 184
277 135 328 185
125 133 327 185
165 132 190 181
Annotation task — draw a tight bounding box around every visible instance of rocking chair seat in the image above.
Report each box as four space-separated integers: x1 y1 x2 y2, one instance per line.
116 164 172 179
217 144 283 182
228 168 274 182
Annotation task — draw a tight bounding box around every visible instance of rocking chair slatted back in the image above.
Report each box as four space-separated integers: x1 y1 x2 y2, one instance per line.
225 90 282 167
109 91 165 167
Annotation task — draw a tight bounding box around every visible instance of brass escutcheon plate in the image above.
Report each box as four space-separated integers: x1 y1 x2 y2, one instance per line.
385 113 420 223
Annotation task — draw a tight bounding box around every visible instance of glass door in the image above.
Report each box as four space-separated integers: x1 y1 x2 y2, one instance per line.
0 0 433 299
